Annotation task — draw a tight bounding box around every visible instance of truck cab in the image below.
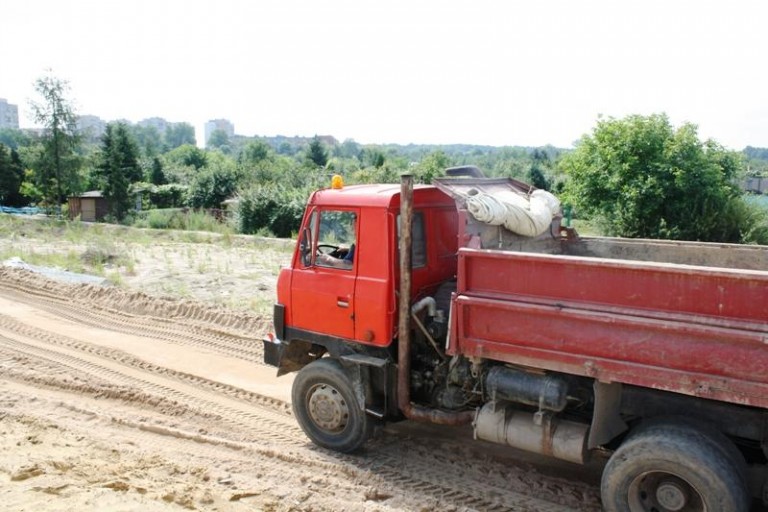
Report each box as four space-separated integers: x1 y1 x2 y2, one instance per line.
270 182 458 361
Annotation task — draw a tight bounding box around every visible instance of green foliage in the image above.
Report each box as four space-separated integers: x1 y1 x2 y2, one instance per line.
239 140 272 166
335 139 362 160
164 123 196 149
737 196 768 244
412 150 451 184
187 154 239 208
560 114 748 242
0 144 25 206
207 129 231 151
29 72 83 211
305 136 328 168
527 148 551 190
234 185 307 237
133 208 230 233
164 144 207 171
148 156 167 185
0 128 33 150
128 124 164 157
148 183 187 209
95 122 142 221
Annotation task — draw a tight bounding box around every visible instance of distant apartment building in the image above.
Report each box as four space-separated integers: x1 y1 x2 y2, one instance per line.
0 99 19 129
204 119 235 145
76 115 107 142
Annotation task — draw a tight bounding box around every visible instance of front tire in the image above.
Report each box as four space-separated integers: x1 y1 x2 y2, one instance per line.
291 358 373 453
601 418 750 512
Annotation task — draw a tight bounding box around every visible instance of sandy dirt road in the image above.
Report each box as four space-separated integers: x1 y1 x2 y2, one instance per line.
0 266 604 511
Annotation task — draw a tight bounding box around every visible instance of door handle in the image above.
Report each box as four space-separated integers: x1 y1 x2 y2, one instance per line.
337 298 349 308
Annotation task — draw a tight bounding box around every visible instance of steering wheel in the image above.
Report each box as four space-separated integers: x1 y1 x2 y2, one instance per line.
317 244 340 255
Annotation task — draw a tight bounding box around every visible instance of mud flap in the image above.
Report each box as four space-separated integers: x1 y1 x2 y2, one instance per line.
340 353 389 419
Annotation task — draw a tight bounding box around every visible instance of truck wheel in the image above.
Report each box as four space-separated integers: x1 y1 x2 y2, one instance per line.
291 358 373 453
601 419 750 512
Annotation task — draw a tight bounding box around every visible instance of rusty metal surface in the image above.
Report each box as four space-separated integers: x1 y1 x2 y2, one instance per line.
455 248 768 409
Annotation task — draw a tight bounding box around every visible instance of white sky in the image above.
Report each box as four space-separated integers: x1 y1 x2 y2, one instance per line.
2 0 767 149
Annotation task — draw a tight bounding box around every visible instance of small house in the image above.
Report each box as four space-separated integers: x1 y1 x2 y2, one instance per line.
68 191 109 222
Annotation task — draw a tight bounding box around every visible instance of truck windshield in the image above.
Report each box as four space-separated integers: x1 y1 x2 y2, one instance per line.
315 210 357 269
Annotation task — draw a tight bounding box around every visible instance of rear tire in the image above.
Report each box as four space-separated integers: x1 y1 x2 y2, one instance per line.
601 418 750 512
292 358 373 453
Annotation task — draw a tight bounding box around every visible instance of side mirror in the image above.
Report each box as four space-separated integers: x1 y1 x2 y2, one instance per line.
299 227 312 267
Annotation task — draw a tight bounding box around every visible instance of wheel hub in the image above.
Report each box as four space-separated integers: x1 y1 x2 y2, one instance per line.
630 472 704 512
307 384 349 433
656 479 689 511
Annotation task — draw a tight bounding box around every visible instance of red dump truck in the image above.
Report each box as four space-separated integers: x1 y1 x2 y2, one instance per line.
263 168 768 511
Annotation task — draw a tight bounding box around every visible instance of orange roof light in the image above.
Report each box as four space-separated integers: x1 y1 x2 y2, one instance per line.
331 174 344 189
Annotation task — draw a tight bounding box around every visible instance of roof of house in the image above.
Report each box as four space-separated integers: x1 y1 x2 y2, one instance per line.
73 191 104 198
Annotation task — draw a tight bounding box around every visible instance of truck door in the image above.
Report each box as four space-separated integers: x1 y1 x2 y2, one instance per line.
291 209 358 340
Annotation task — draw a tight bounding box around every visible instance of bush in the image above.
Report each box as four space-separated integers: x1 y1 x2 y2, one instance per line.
737 196 768 245
133 208 230 233
234 185 308 237
561 114 745 242
149 184 187 209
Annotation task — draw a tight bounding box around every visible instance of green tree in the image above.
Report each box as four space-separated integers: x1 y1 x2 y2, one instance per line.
187 153 239 208
0 128 32 150
362 147 386 168
336 138 362 160
561 114 746 242
527 148 551 190
29 72 82 212
0 144 25 205
149 156 167 185
164 144 207 171
239 140 271 165
165 123 196 150
207 129 230 150
96 122 142 221
305 136 328 168
413 150 451 184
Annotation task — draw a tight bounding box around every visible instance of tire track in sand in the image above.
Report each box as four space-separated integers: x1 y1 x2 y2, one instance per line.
0 268 600 511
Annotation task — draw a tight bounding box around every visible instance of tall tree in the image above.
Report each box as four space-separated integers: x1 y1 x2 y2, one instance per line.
96 122 142 221
561 113 745 242
527 148 551 190
207 129 230 151
305 136 328 168
29 72 82 213
0 144 25 206
149 156 167 185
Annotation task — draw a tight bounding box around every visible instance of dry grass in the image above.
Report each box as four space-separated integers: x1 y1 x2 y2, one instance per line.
0 215 294 315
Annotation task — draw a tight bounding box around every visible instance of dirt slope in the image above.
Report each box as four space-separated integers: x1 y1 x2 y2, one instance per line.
0 266 603 511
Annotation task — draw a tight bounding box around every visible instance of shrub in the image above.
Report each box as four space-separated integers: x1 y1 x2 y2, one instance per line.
149 184 187 209
234 185 308 237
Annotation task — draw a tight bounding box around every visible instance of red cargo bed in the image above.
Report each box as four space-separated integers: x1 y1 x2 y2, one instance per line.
451 248 768 409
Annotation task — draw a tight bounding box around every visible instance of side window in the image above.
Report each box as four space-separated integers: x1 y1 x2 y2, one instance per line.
299 210 319 267
397 212 427 268
316 210 357 270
